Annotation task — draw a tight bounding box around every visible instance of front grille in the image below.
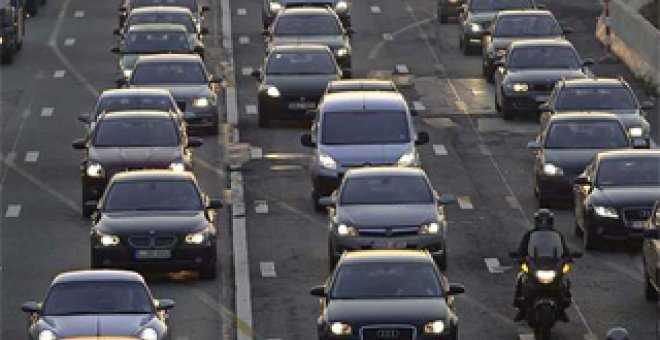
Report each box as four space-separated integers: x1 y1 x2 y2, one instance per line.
288 2 334 8
176 101 187 111
623 207 652 221
358 226 419 237
128 235 177 249
361 325 416 340
530 83 553 92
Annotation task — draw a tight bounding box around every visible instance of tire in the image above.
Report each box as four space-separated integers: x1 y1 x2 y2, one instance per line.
501 96 515 121
438 8 448 23
574 219 583 236
257 105 271 128
537 190 551 208
312 190 325 213
645 270 659 301
461 37 471 55
582 225 599 251
482 63 494 83
328 241 338 271
91 251 103 269
435 252 447 271
82 189 95 218
199 260 217 280
534 304 555 340
1 51 13 64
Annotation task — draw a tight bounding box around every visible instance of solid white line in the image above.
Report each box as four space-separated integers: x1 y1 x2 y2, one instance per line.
237 8 246 15
412 101 426 111
241 66 254 76
245 105 257 115
260 262 277 277
395 64 409 74
40 107 54 117
250 147 263 159
24 151 39 163
238 36 250 44
5 205 21 218
53 70 66 78
254 200 269 214
457 196 474 209
73 10 84 18
63 38 75 46
370 6 381 13
382 33 393 41
433 144 448 156
484 258 504 274
506 195 521 210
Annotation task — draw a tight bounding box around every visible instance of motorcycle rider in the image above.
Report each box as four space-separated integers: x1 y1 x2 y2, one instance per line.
605 327 629 340
513 209 571 322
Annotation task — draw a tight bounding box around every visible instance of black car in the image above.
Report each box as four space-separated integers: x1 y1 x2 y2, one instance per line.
265 7 353 74
324 79 398 94
116 6 209 40
540 78 655 141
72 111 203 216
89 170 222 279
252 44 342 127
574 150 660 250
527 113 637 207
21 270 173 339
642 203 660 301
437 0 465 23
321 167 455 269
494 39 592 120
119 0 209 29
262 0 351 28
310 250 464 340
482 9 569 82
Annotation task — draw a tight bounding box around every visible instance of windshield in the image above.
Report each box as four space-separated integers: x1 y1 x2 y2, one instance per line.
128 14 196 33
1 8 13 27
124 30 189 53
597 158 660 186
94 95 176 119
105 180 203 212
331 263 443 299
273 14 342 35
494 15 562 37
42 281 153 316
470 0 534 12
544 121 628 149
93 118 179 147
508 46 581 69
528 230 564 258
321 111 410 145
266 51 336 75
132 61 207 84
340 176 433 205
132 0 198 12
555 87 637 111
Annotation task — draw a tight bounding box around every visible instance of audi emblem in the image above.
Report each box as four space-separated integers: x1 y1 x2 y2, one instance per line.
376 329 400 339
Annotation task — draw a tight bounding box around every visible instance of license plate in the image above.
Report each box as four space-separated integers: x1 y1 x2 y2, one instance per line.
535 95 549 103
288 101 315 110
630 221 645 229
135 249 171 259
372 240 407 249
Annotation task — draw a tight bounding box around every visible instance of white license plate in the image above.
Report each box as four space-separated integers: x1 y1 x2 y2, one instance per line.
630 221 645 229
288 102 315 110
135 249 171 259
372 240 407 249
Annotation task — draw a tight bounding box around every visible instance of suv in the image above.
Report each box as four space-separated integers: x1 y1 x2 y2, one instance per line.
642 202 660 301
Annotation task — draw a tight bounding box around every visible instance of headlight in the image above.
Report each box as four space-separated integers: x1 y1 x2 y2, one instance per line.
335 0 349 12
330 322 352 336
542 163 563 176
521 262 529 273
512 83 529 92
123 69 132 79
98 233 120 247
336 224 358 236
86 162 105 178
562 263 571 274
169 161 186 172
397 150 417 167
629 127 644 137
39 330 57 340
594 206 619 219
266 86 281 98
140 328 158 340
185 227 211 244
318 153 337 170
419 222 441 234
535 270 557 284
0 37 4 45
269 2 283 12
469 23 482 32
336 47 349 57
192 97 209 108
448 0 459 3
423 320 445 334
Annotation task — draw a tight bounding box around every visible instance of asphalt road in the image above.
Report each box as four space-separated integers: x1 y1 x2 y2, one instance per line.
1 0 658 340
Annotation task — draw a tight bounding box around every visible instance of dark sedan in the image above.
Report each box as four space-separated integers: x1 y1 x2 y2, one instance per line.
527 113 636 207
72 111 203 216
117 6 209 41
574 150 660 250
494 39 592 120
21 270 173 340
311 250 464 340
89 171 222 279
119 0 209 29
262 0 352 29
482 10 569 82
252 44 342 127
437 0 465 23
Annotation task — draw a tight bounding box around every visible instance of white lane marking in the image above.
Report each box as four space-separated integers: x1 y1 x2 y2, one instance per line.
63 38 75 46
395 64 409 74
472 89 484 96
370 6 381 13
519 334 534 340
457 196 474 209
250 147 263 159
53 70 66 78
506 195 521 210
382 33 393 41
405 5 414 12
73 10 84 18
24 151 39 163
485 258 504 274
254 200 269 214
478 143 492 155
5 205 21 218
245 105 257 115
455 100 468 112
412 101 426 111
40 107 54 117
241 66 253 76
260 262 277 277
433 144 448 156
237 8 246 15
238 36 250 44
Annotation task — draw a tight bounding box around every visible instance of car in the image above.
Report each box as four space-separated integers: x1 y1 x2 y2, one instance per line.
437 0 465 23
310 250 464 340
642 204 660 301
21 270 174 339
264 7 353 74
89 170 222 279
262 0 352 29
116 6 209 41
321 167 455 269
119 0 209 29
527 113 641 208
574 150 660 250
540 78 655 142
0 0 25 64
301 91 429 211
458 0 538 55
252 44 342 128
72 111 203 216
494 39 592 120
324 79 398 94
118 54 223 134
482 9 569 82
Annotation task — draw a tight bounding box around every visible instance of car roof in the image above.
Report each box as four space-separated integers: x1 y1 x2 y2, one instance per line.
100 88 172 97
496 9 554 17
127 23 188 32
137 54 202 63
340 250 433 265
111 170 196 183
280 7 334 15
509 39 573 49
327 79 397 92
270 44 332 53
131 6 193 15
52 270 145 285
560 77 627 87
320 91 408 112
548 112 622 122
598 149 660 160
345 166 426 178
98 110 176 120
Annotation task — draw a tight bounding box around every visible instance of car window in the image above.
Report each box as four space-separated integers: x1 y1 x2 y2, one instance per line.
124 30 190 53
132 61 207 84
596 158 660 186
321 111 410 145
508 46 580 69
266 51 337 75
94 95 177 120
273 14 342 35
494 15 561 37
340 176 433 205
128 13 196 33
555 87 637 111
469 0 534 12
105 180 203 212
42 281 153 315
331 263 443 299
132 0 198 12
544 121 628 149
528 230 564 258
93 118 179 147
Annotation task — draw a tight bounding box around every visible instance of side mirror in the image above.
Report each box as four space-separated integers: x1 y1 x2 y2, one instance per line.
509 251 520 258
632 138 650 149
300 133 316 147
201 27 210 35
72 138 87 150
562 27 573 35
250 69 262 79
437 194 456 205
574 176 591 186
77 114 90 123
309 285 327 297
21 301 40 314
643 228 660 239
115 77 128 87
571 251 583 259
113 28 121 36
641 100 655 110
526 140 540 149
202 5 211 12
156 299 175 311
447 284 465 295
110 47 120 54
416 131 430 145
187 137 204 148
318 196 334 207
582 58 595 67
207 198 223 209
84 200 99 213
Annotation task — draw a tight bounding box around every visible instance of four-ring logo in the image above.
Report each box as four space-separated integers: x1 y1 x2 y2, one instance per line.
376 329 400 339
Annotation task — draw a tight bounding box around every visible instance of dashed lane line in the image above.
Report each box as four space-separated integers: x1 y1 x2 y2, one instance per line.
241 66 254 76
63 38 75 46
432 144 448 156
254 200 269 214
24 151 39 163
412 101 426 111
245 104 257 115
260 262 277 278
382 33 393 41
250 147 263 159
457 196 474 210
53 70 66 78
370 6 381 13
5 205 21 218
395 64 409 74
73 10 84 17
238 36 250 44
237 8 246 15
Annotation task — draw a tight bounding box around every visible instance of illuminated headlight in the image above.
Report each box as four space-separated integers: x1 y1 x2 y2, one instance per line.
542 163 563 176
594 206 619 219
628 127 644 137
266 86 281 98
318 153 337 170
99 233 120 247
469 23 482 32
169 161 186 172
192 97 209 108
336 224 358 236
330 322 352 336
335 0 349 12
185 227 211 244
0 37 4 45
512 83 529 92
39 330 57 340
419 222 441 234
423 320 445 334
397 150 417 167
336 47 349 57
535 270 557 284
448 0 459 3
269 2 283 12
123 69 132 79
86 162 105 178
140 328 158 340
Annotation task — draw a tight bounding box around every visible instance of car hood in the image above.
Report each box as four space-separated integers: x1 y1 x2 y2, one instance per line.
337 204 437 226
467 12 497 24
505 69 587 84
131 84 212 99
271 35 347 50
97 211 208 234
40 314 154 336
589 186 660 207
327 298 449 324
320 144 412 167
264 74 339 96
543 149 607 174
89 146 181 169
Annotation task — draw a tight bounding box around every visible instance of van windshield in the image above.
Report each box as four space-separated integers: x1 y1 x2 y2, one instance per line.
321 111 410 145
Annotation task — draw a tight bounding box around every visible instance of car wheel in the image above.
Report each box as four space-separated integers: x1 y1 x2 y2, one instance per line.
312 190 325 213
501 95 515 121
645 270 659 301
438 9 448 23
199 261 217 280
257 105 271 128
208 122 220 135
435 252 447 271
574 219 583 236
537 190 551 208
91 251 103 269
461 37 471 55
483 64 494 83
328 241 338 271
582 225 599 251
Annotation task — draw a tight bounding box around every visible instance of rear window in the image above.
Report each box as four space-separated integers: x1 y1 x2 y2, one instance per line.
95 94 176 119
93 117 179 147
128 13 195 33
555 86 637 111
494 15 562 37
321 111 410 145
266 51 337 75
132 0 198 12
340 176 433 205
274 14 342 35
544 120 628 149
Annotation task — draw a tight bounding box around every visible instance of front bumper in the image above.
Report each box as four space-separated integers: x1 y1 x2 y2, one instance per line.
92 241 216 271
585 212 647 241
502 90 551 113
536 173 577 201
330 233 445 258
258 93 319 122
83 177 110 201
463 25 486 46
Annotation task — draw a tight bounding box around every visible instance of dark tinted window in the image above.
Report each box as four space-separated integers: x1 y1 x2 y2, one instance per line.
340 176 433 205
555 86 637 111
1 8 14 26
42 281 153 315
544 121 628 149
105 180 203 212
528 230 564 258
266 51 337 75
124 30 189 53
93 118 179 147
322 111 410 144
494 15 562 37
132 0 198 12
132 61 207 84
331 263 443 299
508 46 580 69
470 0 534 12
128 13 196 33
94 94 176 119
274 14 341 35
597 158 660 186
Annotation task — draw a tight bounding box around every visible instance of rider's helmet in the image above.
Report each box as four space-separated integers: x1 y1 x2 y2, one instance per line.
605 327 629 340
533 209 554 229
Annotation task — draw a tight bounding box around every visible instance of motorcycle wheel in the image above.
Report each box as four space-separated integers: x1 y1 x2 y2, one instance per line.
534 304 554 340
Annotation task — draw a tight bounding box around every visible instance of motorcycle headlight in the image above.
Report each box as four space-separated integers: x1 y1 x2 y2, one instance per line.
335 1 349 12
628 127 644 137
318 153 338 170
0 37 4 45
336 47 349 57
266 86 281 98
423 320 445 334
330 322 352 336
419 222 441 235
512 83 529 92
140 328 158 340
594 206 619 219
562 263 571 274
535 270 557 284
86 162 105 178
39 330 57 340
469 23 482 32
336 224 358 236
521 262 529 273
169 161 186 172
542 163 563 176
192 97 209 108
269 1 283 13
397 150 417 167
